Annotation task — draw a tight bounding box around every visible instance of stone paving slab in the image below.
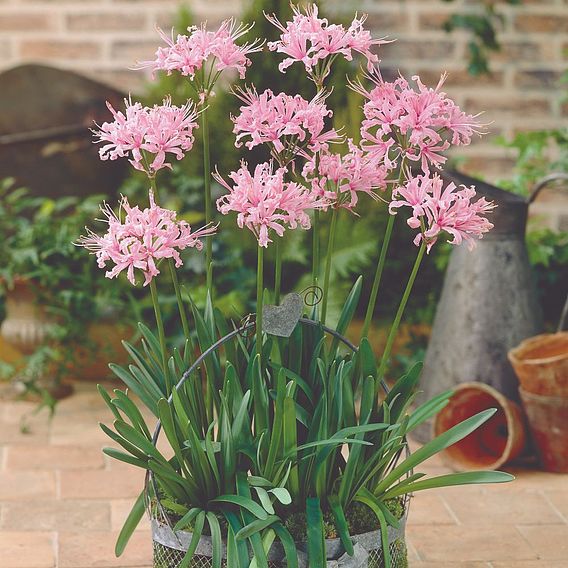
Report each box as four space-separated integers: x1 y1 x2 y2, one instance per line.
0 383 566 567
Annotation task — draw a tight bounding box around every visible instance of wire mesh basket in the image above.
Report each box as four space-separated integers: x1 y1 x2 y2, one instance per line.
151 517 408 568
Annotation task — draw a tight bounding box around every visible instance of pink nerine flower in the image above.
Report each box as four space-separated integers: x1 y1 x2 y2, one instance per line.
232 87 339 165
265 4 387 83
353 71 484 173
390 174 495 251
214 161 325 247
76 191 216 286
303 140 389 210
136 19 263 82
94 97 199 174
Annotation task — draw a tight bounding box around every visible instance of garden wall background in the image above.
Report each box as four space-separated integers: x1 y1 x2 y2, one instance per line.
1 0 567 224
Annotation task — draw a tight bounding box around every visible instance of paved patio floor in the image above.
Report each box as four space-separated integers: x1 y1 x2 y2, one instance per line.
1 383 567 568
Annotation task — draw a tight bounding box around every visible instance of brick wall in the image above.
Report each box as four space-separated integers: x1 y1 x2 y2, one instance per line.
0 0 567 187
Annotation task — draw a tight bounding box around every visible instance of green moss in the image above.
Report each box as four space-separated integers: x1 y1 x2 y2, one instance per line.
284 498 405 541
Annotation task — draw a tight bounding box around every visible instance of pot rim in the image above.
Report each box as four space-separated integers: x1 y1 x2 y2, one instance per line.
508 332 568 366
150 516 407 559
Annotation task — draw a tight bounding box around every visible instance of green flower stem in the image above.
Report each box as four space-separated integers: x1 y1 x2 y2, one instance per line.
361 158 408 340
168 261 194 359
274 238 282 305
200 106 213 292
312 151 321 289
377 241 426 381
321 206 339 325
150 278 170 394
361 213 396 339
148 176 192 349
312 210 320 288
256 245 264 359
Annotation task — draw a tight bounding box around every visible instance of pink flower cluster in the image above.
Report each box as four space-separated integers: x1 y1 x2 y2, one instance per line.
354 71 483 173
77 191 217 286
266 4 386 81
390 174 495 251
214 161 325 247
94 98 199 174
136 19 263 82
303 140 389 211
232 87 338 164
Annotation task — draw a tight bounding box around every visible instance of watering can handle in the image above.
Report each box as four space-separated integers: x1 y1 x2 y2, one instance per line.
527 172 568 204
527 173 568 332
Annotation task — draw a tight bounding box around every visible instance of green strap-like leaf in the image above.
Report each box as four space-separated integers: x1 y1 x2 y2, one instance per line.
374 409 499 495
329 495 354 556
115 491 145 557
211 495 269 520
102 447 146 468
353 490 391 568
97 385 122 421
306 497 325 567
272 523 299 568
383 470 515 499
206 512 223 568
236 515 280 540
179 511 206 568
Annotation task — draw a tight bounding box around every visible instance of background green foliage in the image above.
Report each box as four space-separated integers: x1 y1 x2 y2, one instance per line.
0 178 137 409
442 0 523 75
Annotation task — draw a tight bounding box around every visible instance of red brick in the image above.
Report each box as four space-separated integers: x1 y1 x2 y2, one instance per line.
409 524 537 562
418 12 453 31
0 471 56 500
515 69 564 88
58 530 152 567
110 40 159 61
384 39 455 60
0 531 55 568
60 468 145 499
416 69 505 89
1 500 110 531
0 39 11 58
460 156 516 180
443 487 563 525
517 525 568 560
66 13 147 32
0 13 55 31
364 11 410 33
20 40 101 59
463 96 551 116
491 41 542 62
516 14 568 33
5 445 104 470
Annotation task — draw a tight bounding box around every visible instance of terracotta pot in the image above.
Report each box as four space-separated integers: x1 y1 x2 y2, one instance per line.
69 321 132 381
520 387 568 473
434 382 527 471
508 332 568 396
1 278 130 384
0 279 54 354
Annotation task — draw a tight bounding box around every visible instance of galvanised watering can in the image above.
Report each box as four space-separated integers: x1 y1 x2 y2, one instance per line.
415 171 568 441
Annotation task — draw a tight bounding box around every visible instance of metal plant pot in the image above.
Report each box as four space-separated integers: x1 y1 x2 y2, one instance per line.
151 518 408 568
